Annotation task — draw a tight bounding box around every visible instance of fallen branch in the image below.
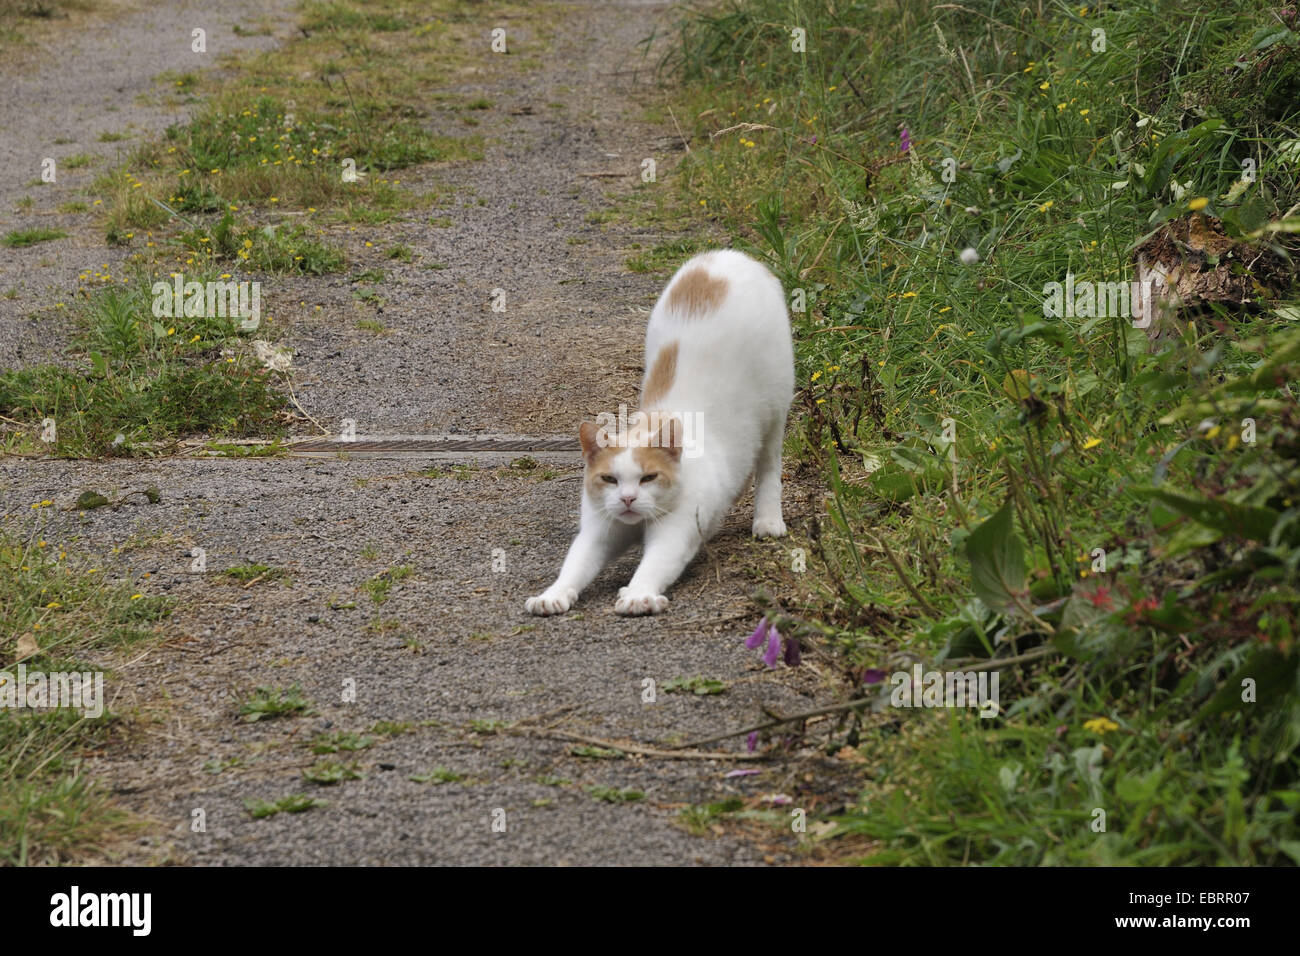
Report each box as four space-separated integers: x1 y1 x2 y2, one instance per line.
669 699 875 752
515 728 767 762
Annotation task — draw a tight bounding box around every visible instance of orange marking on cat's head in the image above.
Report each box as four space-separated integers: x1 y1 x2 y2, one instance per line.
637 413 684 465
580 420 620 497
642 340 678 407
665 266 728 318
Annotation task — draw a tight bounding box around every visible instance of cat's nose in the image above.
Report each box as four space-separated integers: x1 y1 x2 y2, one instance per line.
620 493 637 507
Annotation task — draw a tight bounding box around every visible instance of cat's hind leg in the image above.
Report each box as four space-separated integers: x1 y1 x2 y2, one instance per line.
751 413 788 538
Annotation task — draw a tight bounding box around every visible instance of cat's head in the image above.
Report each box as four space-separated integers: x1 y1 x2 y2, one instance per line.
579 417 683 524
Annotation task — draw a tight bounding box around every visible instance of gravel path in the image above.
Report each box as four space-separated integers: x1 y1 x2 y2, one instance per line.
1 0 847 865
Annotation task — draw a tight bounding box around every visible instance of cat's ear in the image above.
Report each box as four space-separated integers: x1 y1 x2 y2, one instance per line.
578 421 603 461
654 415 684 461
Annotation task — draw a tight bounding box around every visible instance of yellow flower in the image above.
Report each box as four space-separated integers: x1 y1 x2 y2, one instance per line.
1083 717 1119 735
901 291 917 298
1188 197 1209 211
1037 200 1054 212
1039 81 1050 90
811 370 822 382
938 306 952 313
1082 436 1102 449
130 594 143 600
46 601 60 609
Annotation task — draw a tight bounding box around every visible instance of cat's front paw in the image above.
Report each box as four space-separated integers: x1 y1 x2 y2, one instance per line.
614 587 669 616
752 515 787 538
525 587 578 616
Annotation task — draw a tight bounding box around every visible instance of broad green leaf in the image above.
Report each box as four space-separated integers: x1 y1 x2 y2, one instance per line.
965 498 1027 614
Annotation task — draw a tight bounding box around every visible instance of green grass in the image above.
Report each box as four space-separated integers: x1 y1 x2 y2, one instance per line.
661 676 726 696
2 227 66 248
0 531 171 864
237 685 313 722
244 794 325 818
0 275 287 457
361 565 413 605
303 760 363 784
222 563 287 585
662 0 1300 865
310 732 375 754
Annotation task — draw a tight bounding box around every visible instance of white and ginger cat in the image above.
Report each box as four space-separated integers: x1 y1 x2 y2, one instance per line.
526 249 794 617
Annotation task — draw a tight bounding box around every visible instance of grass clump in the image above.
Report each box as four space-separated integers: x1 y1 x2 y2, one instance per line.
0 531 170 864
0 274 287 457
3 227 66 248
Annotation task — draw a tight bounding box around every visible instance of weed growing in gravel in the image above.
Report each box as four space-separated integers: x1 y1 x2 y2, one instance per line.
237 685 313 723
244 794 326 818
2 227 66 248
222 564 287 586
303 760 363 784
310 732 375 754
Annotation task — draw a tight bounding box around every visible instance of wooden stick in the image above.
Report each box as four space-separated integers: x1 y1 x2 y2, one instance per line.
518 728 767 762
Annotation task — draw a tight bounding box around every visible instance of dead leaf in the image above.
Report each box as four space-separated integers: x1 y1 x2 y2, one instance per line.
15 633 39 660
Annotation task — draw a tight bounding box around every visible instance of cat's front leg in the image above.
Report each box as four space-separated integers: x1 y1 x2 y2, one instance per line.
614 516 704 616
526 522 635 616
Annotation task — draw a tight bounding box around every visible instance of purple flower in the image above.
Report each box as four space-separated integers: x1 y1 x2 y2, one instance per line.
783 633 801 667
863 668 888 684
763 627 782 668
746 731 758 752
745 617 770 649
900 127 912 153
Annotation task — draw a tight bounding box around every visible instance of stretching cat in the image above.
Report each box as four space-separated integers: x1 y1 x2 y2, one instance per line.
526 249 794 617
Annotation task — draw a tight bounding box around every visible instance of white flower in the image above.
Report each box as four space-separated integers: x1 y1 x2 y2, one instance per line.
960 247 980 265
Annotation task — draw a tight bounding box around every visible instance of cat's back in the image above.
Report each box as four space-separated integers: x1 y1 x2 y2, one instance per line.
642 249 792 417
648 249 790 349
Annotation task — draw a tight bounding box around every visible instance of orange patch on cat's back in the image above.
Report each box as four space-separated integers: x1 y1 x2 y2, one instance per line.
642 340 678 407
665 266 729 318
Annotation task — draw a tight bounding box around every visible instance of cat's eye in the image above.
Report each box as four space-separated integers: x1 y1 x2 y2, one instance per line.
600 474 617 484
640 473 658 483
